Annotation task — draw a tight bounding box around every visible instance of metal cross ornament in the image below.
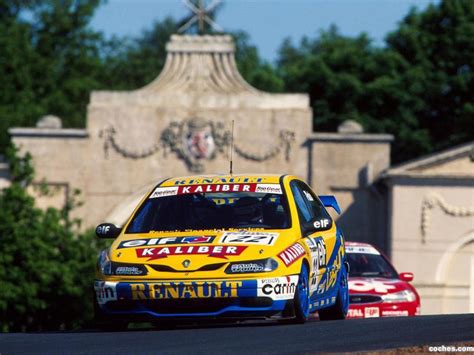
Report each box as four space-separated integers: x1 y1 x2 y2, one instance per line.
178 0 223 34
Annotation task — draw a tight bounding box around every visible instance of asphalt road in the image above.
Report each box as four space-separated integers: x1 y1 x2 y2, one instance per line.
1 314 474 354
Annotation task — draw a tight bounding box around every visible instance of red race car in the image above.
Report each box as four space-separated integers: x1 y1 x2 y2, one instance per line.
346 242 420 319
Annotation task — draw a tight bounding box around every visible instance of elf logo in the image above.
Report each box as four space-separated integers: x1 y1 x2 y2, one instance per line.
313 219 331 230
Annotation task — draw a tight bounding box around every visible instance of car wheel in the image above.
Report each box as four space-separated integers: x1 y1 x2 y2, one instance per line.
293 263 310 323
319 261 349 321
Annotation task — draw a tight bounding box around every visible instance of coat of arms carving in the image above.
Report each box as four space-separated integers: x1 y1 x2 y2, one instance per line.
161 118 231 172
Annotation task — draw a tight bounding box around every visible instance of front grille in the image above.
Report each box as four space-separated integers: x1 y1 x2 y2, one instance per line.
105 297 273 314
350 294 382 304
149 262 226 273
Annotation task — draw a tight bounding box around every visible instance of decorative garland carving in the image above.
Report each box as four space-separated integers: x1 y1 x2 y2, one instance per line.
99 126 161 159
421 192 474 243
234 130 295 162
99 119 296 173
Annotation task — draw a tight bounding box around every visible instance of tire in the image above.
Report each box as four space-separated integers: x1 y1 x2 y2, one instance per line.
319 261 349 321
292 263 310 324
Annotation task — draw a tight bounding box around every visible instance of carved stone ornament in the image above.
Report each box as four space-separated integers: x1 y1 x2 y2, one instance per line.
99 118 296 173
161 118 231 173
421 192 474 243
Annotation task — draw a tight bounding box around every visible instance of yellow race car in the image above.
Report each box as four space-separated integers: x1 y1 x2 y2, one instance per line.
94 174 349 329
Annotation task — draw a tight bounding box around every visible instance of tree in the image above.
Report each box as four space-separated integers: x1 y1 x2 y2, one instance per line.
0 0 105 153
99 17 178 90
233 31 284 93
277 26 431 162
386 0 474 154
0 145 108 331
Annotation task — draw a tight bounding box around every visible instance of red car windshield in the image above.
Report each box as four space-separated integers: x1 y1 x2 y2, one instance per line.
347 253 398 279
126 187 290 233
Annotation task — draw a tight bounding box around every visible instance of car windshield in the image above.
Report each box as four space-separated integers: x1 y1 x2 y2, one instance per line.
347 252 398 279
126 184 290 233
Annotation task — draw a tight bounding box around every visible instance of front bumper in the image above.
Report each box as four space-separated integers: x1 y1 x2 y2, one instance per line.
347 301 420 318
94 275 298 319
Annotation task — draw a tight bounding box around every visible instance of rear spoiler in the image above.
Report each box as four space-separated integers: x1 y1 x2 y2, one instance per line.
318 195 342 215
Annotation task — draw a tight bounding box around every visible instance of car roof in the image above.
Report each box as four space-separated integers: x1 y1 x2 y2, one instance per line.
346 241 375 248
161 174 287 187
345 241 381 255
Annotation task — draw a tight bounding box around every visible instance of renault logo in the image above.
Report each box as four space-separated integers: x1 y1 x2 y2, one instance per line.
182 259 191 268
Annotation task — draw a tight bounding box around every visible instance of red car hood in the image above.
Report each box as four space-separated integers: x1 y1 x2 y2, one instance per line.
348 277 414 295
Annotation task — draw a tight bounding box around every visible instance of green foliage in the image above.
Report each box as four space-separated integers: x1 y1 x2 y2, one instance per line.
1 0 472 162
0 0 105 153
0 146 109 331
386 0 474 154
233 31 284 93
277 26 432 162
277 0 474 162
99 17 178 90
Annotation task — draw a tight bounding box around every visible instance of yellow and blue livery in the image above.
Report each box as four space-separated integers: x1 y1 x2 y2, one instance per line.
94 174 349 329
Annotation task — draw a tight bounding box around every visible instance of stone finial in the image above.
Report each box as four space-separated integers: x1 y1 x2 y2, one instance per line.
36 115 62 129
338 120 363 134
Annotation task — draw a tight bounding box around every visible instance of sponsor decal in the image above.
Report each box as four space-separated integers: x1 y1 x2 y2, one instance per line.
115 266 143 275
136 245 247 260
306 237 326 288
149 186 179 199
348 308 364 318
364 307 380 318
255 184 282 194
96 225 112 235
178 184 255 194
118 236 215 249
382 310 409 317
314 243 344 293
278 242 305 267
94 281 118 305
151 182 282 198
173 177 264 185
345 245 380 255
130 281 243 300
349 280 396 294
257 276 299 300
306 237 326 270
302 190 314 201
313 219 330 229
219 232 279 246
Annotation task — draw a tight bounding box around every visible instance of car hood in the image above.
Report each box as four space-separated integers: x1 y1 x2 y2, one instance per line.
348 277 414 295
108 229 296 272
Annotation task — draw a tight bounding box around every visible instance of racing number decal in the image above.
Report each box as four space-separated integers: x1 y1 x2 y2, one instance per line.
219 232 279 246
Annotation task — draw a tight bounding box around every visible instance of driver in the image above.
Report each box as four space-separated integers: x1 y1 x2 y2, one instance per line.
232 196 263 226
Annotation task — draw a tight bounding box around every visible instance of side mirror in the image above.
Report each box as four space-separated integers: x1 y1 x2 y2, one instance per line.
399 272 414 282
96 223 122 239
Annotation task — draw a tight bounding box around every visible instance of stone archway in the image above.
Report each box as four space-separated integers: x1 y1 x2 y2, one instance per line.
104 182 158 226
435 230 474 313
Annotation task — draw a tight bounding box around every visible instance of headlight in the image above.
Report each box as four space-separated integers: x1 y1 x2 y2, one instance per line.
97 249 147 276
97 249 113 275
382 290 417 303
225 258 278 274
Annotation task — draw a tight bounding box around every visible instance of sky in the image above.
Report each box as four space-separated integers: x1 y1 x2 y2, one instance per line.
91 0 438 63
